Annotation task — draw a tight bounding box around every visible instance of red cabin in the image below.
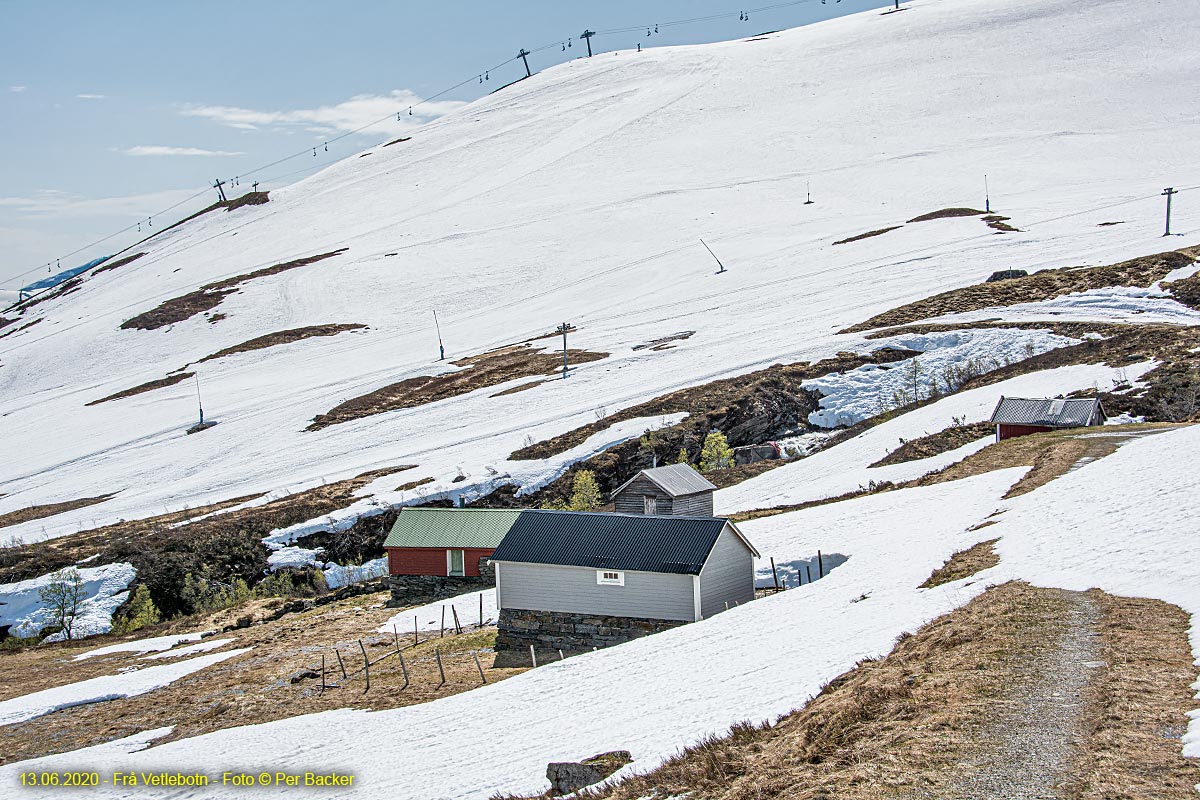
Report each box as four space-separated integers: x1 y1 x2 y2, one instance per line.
383 508 521 577
989 396 1107 442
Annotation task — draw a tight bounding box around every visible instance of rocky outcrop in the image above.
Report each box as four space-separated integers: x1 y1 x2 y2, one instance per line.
546 751 632 796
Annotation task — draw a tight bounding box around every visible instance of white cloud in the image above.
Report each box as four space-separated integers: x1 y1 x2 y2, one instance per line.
179 89 465 137
76 93 106 100
124 146 244 157
0 187 204 218
9 86 26 93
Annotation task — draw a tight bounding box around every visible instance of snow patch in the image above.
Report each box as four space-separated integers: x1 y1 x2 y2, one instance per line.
0 649 251 726
379 588 498 634
74 631 214 661
806 329 1080 428
0 563 136 641
323 557 388 590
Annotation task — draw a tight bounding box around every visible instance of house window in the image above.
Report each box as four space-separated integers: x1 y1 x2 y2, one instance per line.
643 496 657 514
448 549 465 577
597 570 624 586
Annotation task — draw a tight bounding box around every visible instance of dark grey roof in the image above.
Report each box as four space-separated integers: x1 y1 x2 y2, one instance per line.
611 463 716 498
989 396 1106 427
491 510 755 575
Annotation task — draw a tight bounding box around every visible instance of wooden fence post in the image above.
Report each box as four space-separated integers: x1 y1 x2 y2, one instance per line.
452 606 462 635
770 557 780 590
473 651 487 685
335 648 348 680
397 649 410 690
413 616 419 648
479 592 484 627
392 624 399 649
440 606 446 638
321 654 326 693
435 647 446 687
359 640 370 693
818 550 824 579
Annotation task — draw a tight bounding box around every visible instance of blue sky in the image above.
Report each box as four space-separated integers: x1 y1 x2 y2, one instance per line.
0 0 890 290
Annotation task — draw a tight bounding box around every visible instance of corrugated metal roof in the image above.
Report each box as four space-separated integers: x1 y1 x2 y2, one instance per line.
612 463 717 498
989 396 1106 427
491 510 742 575
383 508 521 549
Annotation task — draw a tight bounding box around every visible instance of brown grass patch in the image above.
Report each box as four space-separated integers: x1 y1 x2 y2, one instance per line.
395 476 434 492
194 323 367 364
490 379 547 397
833 226 902 245
870 421 993 467
307 343 609 431
1163 271 1200 310
0 317 43 339
842 248 1194 333
0 595 526 764
120 248 348 331
1066 593 1200 798
920 539 999 588
85 371 194 406
504 583 1162 800
383 136 412 147
0 494 117 531
906 207 986 223
91 252 146 276
983 214 1020 233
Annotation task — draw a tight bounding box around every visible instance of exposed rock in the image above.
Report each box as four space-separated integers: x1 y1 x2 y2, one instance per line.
546 751 632 796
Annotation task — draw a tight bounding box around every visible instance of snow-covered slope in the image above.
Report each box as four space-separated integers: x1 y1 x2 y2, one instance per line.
2 0 1198 540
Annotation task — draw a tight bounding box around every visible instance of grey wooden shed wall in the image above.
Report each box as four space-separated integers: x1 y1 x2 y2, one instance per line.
612 475 714 517
699 525 756 618
495 561 697 622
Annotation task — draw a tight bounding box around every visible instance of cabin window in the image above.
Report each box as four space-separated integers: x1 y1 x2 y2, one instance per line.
448 549 465 577
643 496 657 514
597 570 624 586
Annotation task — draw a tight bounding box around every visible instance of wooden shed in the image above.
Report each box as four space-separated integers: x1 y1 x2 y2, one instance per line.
610 463 716 517
383 507 520 578
490 509 758 665
989 396 1107 442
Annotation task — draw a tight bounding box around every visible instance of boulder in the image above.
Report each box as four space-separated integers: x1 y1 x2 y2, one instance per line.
546 751 632 796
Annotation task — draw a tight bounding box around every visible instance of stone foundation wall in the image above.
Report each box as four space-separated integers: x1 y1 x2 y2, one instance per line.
387 557 497 607
494 608 686 667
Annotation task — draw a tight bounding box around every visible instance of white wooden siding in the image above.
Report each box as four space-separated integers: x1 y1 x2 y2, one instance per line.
698 524 755 618
494 561 697 621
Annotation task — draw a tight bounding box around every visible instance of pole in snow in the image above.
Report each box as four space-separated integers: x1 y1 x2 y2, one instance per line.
194 375 205 427
518 48 531 78
1163 187 1178 236
700 239 727 274
212 178 227 203
581 30 595 57
984 174 991 213
433 310 445 360
557 322 572 379
804 180 814 205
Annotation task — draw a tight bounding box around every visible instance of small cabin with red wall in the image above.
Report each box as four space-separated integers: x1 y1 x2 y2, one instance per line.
384 507 521 578
989 396 1107 442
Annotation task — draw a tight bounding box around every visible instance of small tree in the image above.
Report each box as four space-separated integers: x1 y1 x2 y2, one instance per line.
675 447 690 465
567 470 603 511
39 568 85 640
699 431 734 473
112 584 161 634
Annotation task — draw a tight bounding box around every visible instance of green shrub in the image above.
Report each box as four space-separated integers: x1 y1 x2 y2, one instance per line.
699 431 734 473
112 584 161 634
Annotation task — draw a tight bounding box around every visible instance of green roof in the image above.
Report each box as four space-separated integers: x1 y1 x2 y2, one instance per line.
383 508 522 549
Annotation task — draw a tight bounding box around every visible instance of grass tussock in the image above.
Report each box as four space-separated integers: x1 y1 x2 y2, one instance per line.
194 323 367 364
870 421 994 467
842 248 1195 333
920 539 1000 588
120 248 348 331
0 494 117 531
833 226 902 246
86 371 194 406
91 252 146 276
1066 592 1200 798
906 207 987 223
307 343 608 430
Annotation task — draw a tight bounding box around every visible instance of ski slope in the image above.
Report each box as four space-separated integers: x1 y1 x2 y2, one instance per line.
1 0 1199 542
